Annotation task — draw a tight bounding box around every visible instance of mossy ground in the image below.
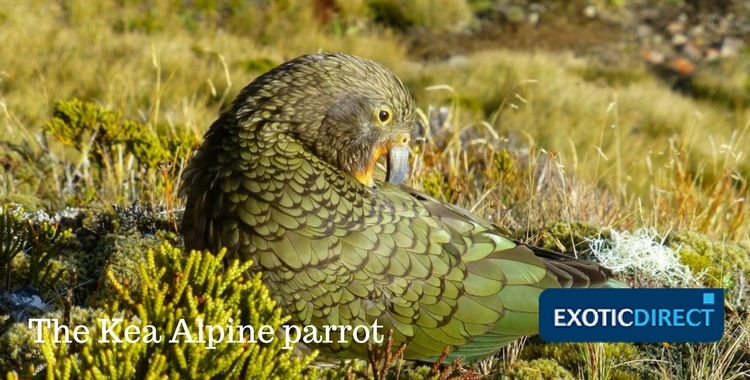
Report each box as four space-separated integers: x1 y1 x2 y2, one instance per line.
1 0 749 379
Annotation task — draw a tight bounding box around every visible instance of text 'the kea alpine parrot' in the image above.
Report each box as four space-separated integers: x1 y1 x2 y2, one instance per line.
180 52 623 362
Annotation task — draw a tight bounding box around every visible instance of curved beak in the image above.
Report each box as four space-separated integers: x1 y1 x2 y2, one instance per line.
386 145 409 184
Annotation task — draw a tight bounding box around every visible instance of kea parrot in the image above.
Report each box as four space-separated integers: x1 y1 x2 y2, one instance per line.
180 52 624 362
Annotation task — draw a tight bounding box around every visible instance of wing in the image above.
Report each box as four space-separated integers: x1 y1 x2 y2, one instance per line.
176 52 622 361
182 123 618 361
180 112 235 254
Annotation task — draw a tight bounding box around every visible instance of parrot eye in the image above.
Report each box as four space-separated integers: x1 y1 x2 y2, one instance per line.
377 108 392 124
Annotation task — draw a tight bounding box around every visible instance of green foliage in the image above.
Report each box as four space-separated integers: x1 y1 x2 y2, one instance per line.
490 149 520 185
670 230 750 292
1 307 103 376
17 225 70 300
331 0 372 29
41 99 196 206
416 169 450 201
1 206 197 376
0 206 29 292
29 205 178 307
521 340 643 379
524 221 612 258
0 316 43 377
44 99 194 169
0 206 69 297
398 365 432 380
505 358 574 380
44 99 120 155
26 242 316 379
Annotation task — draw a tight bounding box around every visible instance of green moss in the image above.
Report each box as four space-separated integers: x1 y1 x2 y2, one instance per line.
520 340 643 380
34 206 178 306
400 365 433 380
417 169 449 201
525 221 612 258
506 358 574 380
488 149 520 187
669 230 750 289
97 230 181 301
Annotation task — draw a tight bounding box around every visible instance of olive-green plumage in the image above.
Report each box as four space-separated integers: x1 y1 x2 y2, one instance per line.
180 52 621 362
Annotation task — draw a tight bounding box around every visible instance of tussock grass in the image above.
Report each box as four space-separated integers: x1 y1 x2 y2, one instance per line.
653 315 750 380
0 0 407 144
406 50 750 201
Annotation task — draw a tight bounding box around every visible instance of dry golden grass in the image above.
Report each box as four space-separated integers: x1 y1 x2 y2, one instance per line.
1 0 407 143
406 50 750 197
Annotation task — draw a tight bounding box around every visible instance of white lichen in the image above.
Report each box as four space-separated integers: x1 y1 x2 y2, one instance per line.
588 228 699 287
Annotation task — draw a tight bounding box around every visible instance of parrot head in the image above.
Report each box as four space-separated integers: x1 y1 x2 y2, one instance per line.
235 52 418 187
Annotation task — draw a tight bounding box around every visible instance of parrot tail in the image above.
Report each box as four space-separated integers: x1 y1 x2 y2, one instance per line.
515 241 629 289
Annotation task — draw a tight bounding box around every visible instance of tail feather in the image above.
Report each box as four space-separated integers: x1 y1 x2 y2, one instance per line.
515 241 628 289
